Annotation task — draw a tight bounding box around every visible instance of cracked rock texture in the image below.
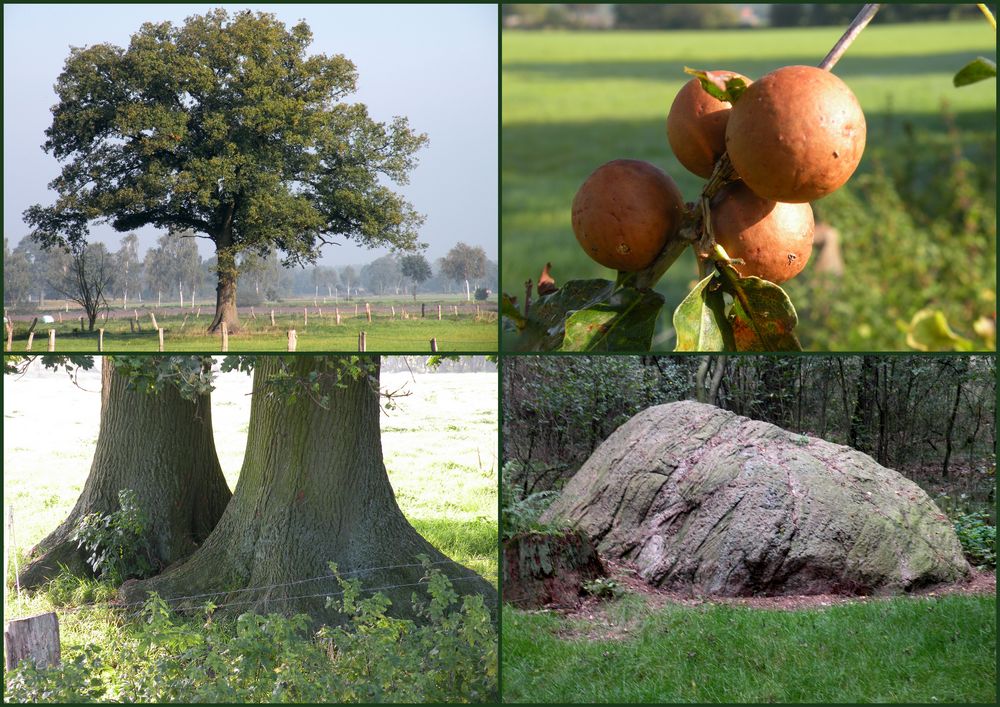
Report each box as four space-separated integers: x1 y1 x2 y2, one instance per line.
541 401 970 596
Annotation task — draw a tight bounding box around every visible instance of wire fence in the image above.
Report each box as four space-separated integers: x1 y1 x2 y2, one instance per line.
6 559 491 622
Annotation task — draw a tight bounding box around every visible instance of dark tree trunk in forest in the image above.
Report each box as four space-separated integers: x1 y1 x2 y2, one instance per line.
942 379 963 478
849 356 877 453
19 360 232 588
120 356 497 623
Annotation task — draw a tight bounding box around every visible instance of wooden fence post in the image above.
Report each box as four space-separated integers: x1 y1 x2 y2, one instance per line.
421 303 426 318
270 309 276 327
366 303 372 323
220 322 229 352
355 304 359 317
336 308 341 325
437 305 442 320
430 338 438 352
391 306 395 319
358 331 367 352
250 307 257 320
150 312 159 330
287 329 297 352
5 612 60 670
79 316 85 331
98 329 104 352
157 328 164 352
58 311 63 323
453 305 459 317
47 330 55 352
304 307 308 326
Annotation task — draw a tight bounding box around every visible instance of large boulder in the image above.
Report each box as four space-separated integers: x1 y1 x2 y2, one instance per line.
541 401 970 596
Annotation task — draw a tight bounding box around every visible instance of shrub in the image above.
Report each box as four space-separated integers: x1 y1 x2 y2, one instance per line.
474 287 491 301
501 462 560 539
582 577 625 599
953 511 996 568
72 488 156 584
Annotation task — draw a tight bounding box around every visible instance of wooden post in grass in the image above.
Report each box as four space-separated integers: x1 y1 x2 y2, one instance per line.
180 315 189 330
196 307 201 319
366 303 372 322
355 304 359 317
318 307 322 319
79 316 85 331
47 330 55 352
134 310 140 331
129 319 135 334
270 310 276 327
150 312 159 330
58 311 63 323
476 304 481 319
391 305 395 319
287 329 297 352
250 307 257 320
437 305 442 320
358 331 367 352
4 612 60 670
98 329 104 352
157 328 164 352
430 338 438 352
304 307 308 326
453 305 459 317
421 303 426 318
25 333 34 352
336 308 341 325
220 322 229 352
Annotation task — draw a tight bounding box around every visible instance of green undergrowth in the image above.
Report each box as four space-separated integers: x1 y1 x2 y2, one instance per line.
502 593 996 703
6 567 497 703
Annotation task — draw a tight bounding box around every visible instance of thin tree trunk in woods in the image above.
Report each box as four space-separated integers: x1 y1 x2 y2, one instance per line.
120 356 496 624
942 380 963 478
19 359 232 588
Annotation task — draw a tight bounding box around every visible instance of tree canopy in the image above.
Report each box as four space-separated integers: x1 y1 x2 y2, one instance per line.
24 9 428 331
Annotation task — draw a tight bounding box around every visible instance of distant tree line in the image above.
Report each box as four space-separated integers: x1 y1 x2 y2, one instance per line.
4 234 497 313
503 356 995 514
503 4 993 30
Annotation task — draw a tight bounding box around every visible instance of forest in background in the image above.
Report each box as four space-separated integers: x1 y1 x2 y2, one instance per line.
503 356 995 519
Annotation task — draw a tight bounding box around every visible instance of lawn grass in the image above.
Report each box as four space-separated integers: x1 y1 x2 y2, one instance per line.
501 21 996 349
501 593 997 703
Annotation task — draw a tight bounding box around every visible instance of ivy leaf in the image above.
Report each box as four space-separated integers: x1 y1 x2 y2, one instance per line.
561 287 665 351
717 263 801 351
684 67 748 103
673 273 734 351
905 309 975 351
953 57 997 87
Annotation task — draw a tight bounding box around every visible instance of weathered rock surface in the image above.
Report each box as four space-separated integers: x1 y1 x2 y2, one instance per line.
503 531 606 608
541 401 970 596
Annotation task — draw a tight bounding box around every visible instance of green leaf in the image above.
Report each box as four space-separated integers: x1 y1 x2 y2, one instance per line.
684 67 748 103
672 273 734 351
717 263 802 351
500 293 526 329
953 57 997 87
561 287 665 351
905 309 975 351
503 279 616 351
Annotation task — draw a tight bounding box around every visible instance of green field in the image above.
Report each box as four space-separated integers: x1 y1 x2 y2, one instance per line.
502 594 996 703
502 21 997 350
6 298 498 352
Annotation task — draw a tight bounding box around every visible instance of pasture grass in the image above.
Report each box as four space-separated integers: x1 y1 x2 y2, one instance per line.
501 21 996 350
502 593 997 703
6 308 497 353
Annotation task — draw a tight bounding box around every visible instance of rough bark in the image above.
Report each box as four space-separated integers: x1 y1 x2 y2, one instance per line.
542 401 970 597
120 356 497 624
19 359 232 588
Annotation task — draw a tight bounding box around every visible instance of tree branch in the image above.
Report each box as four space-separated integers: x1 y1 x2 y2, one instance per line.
818 4 882 72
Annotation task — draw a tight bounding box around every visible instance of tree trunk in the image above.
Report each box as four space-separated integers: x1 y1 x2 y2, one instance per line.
942 380 962 478
18 359 232 588
208 220 240 334
120 356 496 624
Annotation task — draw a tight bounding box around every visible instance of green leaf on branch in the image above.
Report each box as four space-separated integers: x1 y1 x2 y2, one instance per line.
684 67 748 103
500 293 526 329
717 263 802 351
953 57 997 87
502 279 666 351
561 287 665 351
673 273 734 351
905 309 975 351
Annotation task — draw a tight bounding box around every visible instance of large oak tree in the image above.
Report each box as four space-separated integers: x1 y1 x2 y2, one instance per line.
25 9 426 333
120 356 496 623
19 357 232 587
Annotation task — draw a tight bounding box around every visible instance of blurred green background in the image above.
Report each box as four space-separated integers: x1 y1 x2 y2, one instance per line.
502 20 996 350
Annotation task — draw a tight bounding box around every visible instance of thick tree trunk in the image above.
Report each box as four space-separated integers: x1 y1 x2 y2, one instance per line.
120 356 496 624
19 359 232 588
208 236 241 333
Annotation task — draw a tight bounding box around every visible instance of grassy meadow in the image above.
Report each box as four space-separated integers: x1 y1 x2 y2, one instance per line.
5 296 498 352
502 21 997 350
3 359 498 655
502 593 996 703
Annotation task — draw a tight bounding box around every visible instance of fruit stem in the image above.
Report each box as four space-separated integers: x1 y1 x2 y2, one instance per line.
818 4 882 71
977 4 996 31
630 238 689 290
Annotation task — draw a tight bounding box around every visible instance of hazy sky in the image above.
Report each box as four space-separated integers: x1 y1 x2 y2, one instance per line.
3 3 498 268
